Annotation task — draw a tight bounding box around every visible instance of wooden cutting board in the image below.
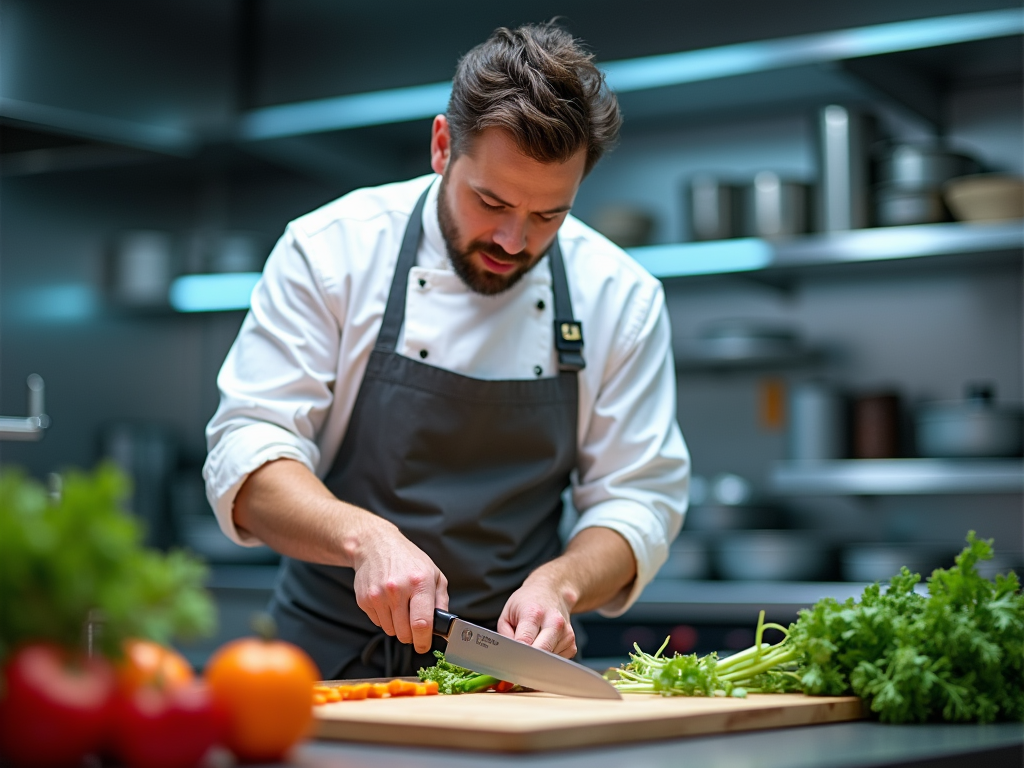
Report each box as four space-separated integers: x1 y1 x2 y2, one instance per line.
314 684 865 752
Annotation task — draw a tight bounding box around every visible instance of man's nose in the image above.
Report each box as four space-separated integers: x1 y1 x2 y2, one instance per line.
492 215 528 255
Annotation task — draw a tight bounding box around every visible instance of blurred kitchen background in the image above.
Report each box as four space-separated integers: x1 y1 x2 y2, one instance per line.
1 0 1022 668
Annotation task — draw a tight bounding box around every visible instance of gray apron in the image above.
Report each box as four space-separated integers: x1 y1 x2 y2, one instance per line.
268 186 585 679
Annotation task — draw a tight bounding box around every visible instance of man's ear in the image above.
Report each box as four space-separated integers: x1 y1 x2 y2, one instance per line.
430 114 451 175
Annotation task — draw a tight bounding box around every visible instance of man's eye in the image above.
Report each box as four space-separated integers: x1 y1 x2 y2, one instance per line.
480 199 504 211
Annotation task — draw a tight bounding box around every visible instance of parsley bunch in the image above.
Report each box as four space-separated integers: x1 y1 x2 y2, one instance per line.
614 532 1023 724
0 463 216 662
791 532 1023 723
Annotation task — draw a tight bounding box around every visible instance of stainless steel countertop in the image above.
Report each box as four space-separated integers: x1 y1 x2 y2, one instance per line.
290 721 1023 768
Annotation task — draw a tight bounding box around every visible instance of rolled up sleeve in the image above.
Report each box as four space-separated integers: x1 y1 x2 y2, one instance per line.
570 283 689 617
203 225 343 545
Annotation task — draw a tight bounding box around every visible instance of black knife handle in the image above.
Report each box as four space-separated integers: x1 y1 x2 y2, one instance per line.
433 608 458 639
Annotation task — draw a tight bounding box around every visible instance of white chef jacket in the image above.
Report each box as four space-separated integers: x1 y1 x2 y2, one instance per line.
204 174 689 616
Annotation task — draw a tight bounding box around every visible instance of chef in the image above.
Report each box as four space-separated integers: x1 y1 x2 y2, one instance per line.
204 22 689 680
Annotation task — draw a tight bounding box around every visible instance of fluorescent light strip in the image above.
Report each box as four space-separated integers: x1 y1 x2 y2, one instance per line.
240 9 1022 140
169 273 262 313
628 239 773 277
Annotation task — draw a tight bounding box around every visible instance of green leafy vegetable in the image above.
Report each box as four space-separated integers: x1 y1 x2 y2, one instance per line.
614 532 1024 724
417 651 503 694
0 463 216 662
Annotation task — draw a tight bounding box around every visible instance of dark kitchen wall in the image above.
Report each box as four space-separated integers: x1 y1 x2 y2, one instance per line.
2 0 1021 541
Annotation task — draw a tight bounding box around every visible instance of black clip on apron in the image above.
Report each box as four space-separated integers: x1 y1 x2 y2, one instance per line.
268 185 584 679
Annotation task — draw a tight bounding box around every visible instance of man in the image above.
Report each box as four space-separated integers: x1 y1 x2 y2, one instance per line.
204 22 689 679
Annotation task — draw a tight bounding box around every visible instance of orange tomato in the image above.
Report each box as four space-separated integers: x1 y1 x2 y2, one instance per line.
204 636 319 763
116 639 195 694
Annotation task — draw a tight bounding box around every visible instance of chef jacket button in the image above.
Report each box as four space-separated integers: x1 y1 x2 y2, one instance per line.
536 299 545 310
534 365 543 376
418 278 427 288
420 349 428 359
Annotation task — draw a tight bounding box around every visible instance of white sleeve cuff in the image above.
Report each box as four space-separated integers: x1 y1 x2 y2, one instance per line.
203 422 318 546
567 499 671 618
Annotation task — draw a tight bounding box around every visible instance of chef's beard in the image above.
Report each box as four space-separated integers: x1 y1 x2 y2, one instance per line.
436 174 543 296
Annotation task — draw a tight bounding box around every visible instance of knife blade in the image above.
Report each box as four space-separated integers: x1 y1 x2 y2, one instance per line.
432 609 621 700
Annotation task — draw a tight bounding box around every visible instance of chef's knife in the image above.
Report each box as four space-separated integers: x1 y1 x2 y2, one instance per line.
432 608 621 700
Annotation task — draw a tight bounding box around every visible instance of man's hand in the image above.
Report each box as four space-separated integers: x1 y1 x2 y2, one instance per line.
234 458 448 653
349 517 449 654
497 527 637 658
498 574 577 658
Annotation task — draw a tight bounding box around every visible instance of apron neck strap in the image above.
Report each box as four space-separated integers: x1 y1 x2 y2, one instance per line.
376 186 431 353
376 181 586 373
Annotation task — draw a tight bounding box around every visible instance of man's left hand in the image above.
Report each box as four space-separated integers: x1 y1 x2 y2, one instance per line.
496 527 638 659
497 573 577 658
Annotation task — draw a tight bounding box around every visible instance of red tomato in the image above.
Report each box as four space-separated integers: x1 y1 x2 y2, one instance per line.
116 639 195 695
204 636 319 763
0 643 115 768
112 682 225 768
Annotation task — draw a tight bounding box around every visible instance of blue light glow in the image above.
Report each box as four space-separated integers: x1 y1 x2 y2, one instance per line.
9 284 99 322
238 9 1022 139
240 82 452 141
602 9 1023 92
628 239 773 277
169 273 262 313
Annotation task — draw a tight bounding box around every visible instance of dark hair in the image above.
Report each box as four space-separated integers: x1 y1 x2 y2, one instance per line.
447 22 621 176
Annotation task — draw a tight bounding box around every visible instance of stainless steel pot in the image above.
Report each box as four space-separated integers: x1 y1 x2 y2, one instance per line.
687 175 743 241
874 184 948 226
876 144 980 191
916 384 1023 458
744 172 810 238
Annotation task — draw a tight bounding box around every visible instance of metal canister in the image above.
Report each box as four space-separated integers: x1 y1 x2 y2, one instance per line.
817 105 876 231
687 175 743 241
788 380 846 461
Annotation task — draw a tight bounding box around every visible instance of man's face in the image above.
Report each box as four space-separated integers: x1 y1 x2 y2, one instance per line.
433 123 587 296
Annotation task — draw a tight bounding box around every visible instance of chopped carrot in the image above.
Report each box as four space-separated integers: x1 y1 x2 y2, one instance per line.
422 680 439 695
368 683 389 698
325 687 343 703
495 680 516 693
387 679 419 696
347 683 370 700
313 685 331 694
313 693 327 706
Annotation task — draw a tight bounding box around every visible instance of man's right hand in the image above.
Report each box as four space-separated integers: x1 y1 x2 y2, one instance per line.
348 517 449 654
233 458 448 654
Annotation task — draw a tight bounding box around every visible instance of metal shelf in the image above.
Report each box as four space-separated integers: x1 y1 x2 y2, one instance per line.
627 220 1024 279
771 458 1024 495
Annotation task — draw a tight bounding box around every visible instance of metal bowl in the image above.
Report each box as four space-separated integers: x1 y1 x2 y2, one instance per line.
714 531 828 581
841 544 952 582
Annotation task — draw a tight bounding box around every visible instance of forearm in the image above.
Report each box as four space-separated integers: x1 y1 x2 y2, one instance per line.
232 457 396 567
525 527 637 615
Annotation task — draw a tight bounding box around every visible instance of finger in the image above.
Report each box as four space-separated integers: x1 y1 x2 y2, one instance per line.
434 571 449 612
496 608 515 639
553 632 578 659
532 624 562 652
512 609 543 646
370 589 397 637
409 586 435 654
533 612 569 653
386 583 413 645
356 590 383 629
